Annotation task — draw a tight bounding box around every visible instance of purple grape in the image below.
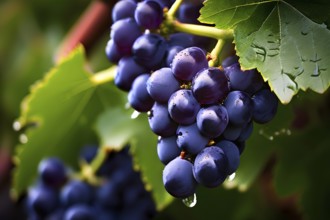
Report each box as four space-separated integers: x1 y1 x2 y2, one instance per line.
111 0 137 22
252 89 278 124
146 67 180 103
171 47 208 81
176 123 208 155
157 136 181 165
224 91 253 126
148 102 177 137
60 180 93 207
177 2 202 24
192 67 230 105
224 63 264 94
132 33 167 70
152 0 175 8
115 57 147 91
168 89 200 125
128 74 154 112
27 185 59 217
196 105 229 138
162 157 197 198
193 146 228 188
105 39 129 63
110 18 141 50
215 140 240 175
134 0 163 29
38 157 67 188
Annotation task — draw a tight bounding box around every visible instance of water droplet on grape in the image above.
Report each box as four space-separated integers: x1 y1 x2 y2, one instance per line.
13 121 21 131
182 193 197 208
19 134 28 144
228 172 236 181
131 110 140 119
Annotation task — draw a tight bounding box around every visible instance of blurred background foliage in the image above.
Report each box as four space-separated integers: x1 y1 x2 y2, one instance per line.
1 0 330 220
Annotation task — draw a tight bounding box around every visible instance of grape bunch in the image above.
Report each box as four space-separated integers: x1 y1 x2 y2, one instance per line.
105 0 279 199
25 146 156 220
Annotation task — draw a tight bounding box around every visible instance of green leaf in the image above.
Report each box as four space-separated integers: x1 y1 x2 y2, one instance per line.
200 0 330 104
95 108 173 210
12 46 123 197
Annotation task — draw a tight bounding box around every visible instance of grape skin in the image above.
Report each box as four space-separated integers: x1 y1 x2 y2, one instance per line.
148 102 178 137
216 140 240 175
171 47 208 81
193 146 228 188
111 0 137 22
192 67 230 105
146 67 180 103
110 18 141 50
157 136 181 165
252 89 278 124
224 91 253 126
168 89 200 125
134 0 163 29
196 105 229 138
163 157 197 198
128 74 154 112
176 123 208 155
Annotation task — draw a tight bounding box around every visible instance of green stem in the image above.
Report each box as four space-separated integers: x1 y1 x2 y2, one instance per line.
90 66 116 85
173 21 233 40
208 39 225 67
167 0 183 18
90 147 109 174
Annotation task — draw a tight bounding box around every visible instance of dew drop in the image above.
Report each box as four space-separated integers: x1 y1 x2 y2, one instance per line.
228 172 236 182
19 134 28 144
13 121 22 131
130 110 140 119
182 193 197 208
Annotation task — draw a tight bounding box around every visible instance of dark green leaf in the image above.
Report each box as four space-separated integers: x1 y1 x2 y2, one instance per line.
200 0 330 103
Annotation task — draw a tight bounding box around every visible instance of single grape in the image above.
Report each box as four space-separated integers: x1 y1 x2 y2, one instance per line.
162 157 197 198
193 146 228 188
146 67 180 103
157 136 181 165
177 2 202 24
38 157 67 188
63 204 95 220
128 74 154 112
176 123 208 155
215 140 240 175
96 180 121 209
168 89 200 125
252 89 278 124
192 67 230 105
224 91 253 126
152 0 175 8
27 185 59 217
171 47 208 81
196 105 229 138
110 18 142 50
111 0 137 22
105 40 125 64
134 0 163 29
224 63 264 94
115 56 147 91
148 102 178 137
79 145 98 163
132 33 167 70
60 180 93 207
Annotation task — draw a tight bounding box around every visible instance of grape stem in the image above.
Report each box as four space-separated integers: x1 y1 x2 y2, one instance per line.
173 21 233 41
167 0 183 18
208 39 225 67
90 66 116 85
